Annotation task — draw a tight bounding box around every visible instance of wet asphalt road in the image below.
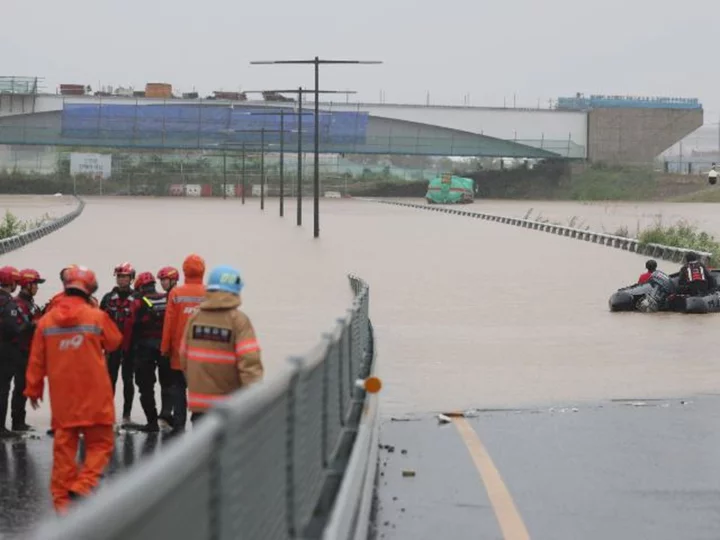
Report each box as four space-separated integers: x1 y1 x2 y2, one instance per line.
375 396 720 540
0 429 173 539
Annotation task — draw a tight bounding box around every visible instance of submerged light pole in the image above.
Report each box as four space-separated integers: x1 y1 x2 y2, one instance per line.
221 127 283 209
249 58 382 238
244 88 356 225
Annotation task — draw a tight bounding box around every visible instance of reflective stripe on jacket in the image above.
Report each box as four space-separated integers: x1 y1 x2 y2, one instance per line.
179 291 263 412
161 279 205 370
25 295 122 429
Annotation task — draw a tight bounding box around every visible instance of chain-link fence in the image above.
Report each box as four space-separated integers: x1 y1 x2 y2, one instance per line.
26 274 376 540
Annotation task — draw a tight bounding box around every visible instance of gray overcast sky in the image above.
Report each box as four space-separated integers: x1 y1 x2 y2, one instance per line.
4 0 718 120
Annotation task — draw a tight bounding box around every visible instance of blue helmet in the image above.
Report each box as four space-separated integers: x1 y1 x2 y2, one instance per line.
206 265 244 295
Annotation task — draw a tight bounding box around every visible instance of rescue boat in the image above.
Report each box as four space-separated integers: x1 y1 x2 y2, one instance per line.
609 270 720 314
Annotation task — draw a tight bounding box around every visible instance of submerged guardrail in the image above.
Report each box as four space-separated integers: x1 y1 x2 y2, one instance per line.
0 196 85 255
26 274 378 540
364 199 712 264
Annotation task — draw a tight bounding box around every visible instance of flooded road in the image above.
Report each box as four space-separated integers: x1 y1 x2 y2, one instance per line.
1 195 719 538
393 197 720 237
0 195 77 223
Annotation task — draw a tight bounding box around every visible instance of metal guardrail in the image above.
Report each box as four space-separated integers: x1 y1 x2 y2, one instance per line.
362 199 713 264
25 274 377 540
0 196 85 255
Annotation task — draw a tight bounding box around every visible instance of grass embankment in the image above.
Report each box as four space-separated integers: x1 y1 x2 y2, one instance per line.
559 166 656 200
0 210 52 240
348 164 710 201
667 188 720 203
636 221 720 265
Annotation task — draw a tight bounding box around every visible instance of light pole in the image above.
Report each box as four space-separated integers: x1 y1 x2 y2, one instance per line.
241 142 246 204
239 107 312 218
250 57 382 237
221 128 283 209
243 88 356 224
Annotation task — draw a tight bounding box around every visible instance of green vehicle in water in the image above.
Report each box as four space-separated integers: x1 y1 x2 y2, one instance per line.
426 173 475 204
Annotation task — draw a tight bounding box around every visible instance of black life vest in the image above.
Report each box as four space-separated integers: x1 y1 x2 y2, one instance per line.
686 262 706 283
102 288 134 330
134 292 167 340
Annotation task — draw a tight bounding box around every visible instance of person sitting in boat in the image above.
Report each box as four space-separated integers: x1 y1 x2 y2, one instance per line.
638 260 657 284
678 251 716 296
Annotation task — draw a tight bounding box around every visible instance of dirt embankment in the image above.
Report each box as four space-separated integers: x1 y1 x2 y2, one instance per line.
349 161 716 202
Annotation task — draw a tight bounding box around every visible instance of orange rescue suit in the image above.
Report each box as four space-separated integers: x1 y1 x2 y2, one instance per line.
44 291 99 313
25 294 122 512
161 259 205 370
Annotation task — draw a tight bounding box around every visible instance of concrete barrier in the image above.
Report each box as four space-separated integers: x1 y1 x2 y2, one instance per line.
0 196 85 256
359 199 711 264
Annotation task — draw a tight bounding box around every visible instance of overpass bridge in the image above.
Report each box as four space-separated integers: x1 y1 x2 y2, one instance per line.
0 91 704 164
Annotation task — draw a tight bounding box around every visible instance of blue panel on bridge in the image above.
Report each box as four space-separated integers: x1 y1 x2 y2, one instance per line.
60 104 369 145
557 95 701 110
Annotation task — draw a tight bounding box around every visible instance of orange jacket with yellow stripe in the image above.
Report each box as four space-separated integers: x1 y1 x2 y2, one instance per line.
161 278 205 370
179 291 263 412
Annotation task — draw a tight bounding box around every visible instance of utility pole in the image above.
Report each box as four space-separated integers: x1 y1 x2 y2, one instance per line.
250 57 382 238
243 88 356 225
220 128 283 208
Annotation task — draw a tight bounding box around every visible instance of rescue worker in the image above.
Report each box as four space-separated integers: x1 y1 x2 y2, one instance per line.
161 255 206 433
13 269 46 432
44 265 99 313
24 266 122 514
155 266 179 428
180 265 263 424
678 251 717 296
100 262 136 425
638 260 658 284
157 266 180 293
123 272 167 432
0 266 28 437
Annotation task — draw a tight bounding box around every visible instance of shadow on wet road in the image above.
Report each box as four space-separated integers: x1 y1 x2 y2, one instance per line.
0 429 173 538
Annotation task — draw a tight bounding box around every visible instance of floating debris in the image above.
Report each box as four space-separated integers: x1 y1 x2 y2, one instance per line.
402 469 416 478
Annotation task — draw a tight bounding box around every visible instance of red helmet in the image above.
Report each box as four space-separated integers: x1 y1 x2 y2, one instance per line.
60 264 79 284
134 272 156 290
65 266 98 295
157 266 180 281
0 266 20 287
18 269 46 287
114 262 136 279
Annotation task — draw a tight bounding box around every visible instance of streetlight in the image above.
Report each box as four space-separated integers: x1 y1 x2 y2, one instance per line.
250 57 382 238
219 127 283 209
240 107 313 218
243 89 356 224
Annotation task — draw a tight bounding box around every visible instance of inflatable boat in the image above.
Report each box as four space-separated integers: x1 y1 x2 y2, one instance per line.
609 270 720 314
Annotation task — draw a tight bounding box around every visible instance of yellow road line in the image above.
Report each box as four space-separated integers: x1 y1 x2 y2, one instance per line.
454 417 530 540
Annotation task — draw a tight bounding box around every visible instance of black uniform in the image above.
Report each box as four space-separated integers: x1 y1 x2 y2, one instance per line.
126 288 168 430
100 287 135 419
678 261 716 296
0 289 28 434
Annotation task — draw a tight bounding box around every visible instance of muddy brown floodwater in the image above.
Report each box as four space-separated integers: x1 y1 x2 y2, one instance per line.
2 195 719 423
3 195 720 538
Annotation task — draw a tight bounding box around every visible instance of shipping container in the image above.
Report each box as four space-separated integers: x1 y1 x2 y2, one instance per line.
145 83 172 98
200 184 212 197
168 184 184 196
185 184 202 197
59 84 86 96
